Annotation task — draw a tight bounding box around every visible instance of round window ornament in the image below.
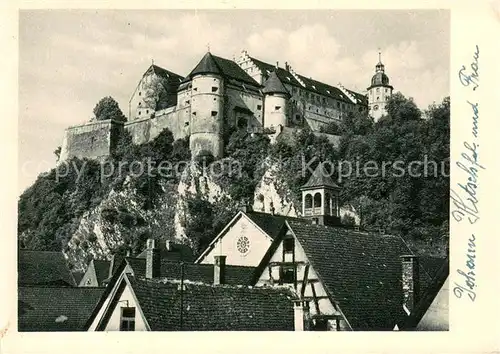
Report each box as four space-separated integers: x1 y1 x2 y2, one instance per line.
236 236 250 255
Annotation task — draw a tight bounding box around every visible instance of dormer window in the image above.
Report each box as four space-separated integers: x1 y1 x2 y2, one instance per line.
120 307 136 331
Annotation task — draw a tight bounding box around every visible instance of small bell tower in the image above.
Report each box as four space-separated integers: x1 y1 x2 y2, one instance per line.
367 50 393 121
300 163 341 226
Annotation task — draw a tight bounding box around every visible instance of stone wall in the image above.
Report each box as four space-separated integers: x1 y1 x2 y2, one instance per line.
60 119 124 161
124 107 189 145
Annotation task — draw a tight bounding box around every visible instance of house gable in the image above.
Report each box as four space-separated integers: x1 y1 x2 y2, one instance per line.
196 212 275 267
79 260 98 287
255 226 351 331
94 274 150 331
416 276 449 331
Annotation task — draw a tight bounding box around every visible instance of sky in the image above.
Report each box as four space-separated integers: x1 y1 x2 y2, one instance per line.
18 9 450 194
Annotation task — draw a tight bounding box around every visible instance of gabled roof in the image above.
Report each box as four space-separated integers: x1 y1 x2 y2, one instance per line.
92 260 111 286
188 52 259 86
285 220 435 330
262 71 290 95
249 57 302 86
144 64 184 82
301 163 340 190
245 211 309 240
126 275 297 331
399 257 449 330
18 250 76 286
249 56 365 104
125 258 257 286
136 242 194 262
18 286 104 331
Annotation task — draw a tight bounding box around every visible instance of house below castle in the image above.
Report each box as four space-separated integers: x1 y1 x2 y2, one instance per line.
59 49 393 161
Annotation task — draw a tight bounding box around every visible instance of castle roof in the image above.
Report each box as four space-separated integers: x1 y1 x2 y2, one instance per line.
144 64 184 82
249 56 367 106
262 71 290 95
188 52 259 86
301 163 341 190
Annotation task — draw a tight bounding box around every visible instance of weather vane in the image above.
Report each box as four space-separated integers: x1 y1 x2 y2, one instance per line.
207 43 210 52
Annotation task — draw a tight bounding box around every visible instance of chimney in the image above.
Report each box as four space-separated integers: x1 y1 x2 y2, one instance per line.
270 201 275 215
294 300 311 331
275 61 279 69
239 202 252 213
401 255 420 314
146 239 161 279
213 255 226 285
285 61 290 71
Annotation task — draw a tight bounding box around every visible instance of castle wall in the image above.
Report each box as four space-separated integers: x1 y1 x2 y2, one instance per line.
60 120 123 161
124 107 188 145
225 85 263 131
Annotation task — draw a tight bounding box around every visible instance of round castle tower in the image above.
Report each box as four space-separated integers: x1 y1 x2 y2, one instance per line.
262 71 290 129
367 51 393 121
188 52 224 160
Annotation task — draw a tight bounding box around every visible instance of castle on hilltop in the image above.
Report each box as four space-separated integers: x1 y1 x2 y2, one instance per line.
59 50 393 161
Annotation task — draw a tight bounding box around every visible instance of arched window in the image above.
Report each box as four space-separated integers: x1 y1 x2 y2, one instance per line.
314 192 322 208
305 194 313 209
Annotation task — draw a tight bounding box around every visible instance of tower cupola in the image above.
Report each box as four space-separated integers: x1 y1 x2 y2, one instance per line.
367 50 394 121
300 163 341 226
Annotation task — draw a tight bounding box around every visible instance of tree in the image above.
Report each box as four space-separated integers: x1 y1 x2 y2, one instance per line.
142 75 167 112
93 96 127 122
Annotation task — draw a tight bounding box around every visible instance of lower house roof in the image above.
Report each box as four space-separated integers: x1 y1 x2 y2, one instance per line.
18 286 104 331
285 220 441 330
125 258 257 286
18 250 76 287
126 275 297 331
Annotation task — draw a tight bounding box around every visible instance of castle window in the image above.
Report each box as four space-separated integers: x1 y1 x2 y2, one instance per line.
120 307 136 331
146 110 149 114
316 108 319 113
323 97 326 104
211 111 218 117
184 122 189 126
186 100 190 105
376 88 380 94
337 102 340 108
377 97 380 101
193 87 198 92
342 104 346 110
139 92 142 96
257 105 262 110
211 87 218 93
192 111 197 116
138 102 141 106
139 111 141 115
275 106 281 111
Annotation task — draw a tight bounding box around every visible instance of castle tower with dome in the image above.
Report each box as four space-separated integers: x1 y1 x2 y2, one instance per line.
367 51 393 121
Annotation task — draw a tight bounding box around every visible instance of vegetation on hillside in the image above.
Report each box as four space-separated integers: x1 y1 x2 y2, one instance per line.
18 92 450 263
